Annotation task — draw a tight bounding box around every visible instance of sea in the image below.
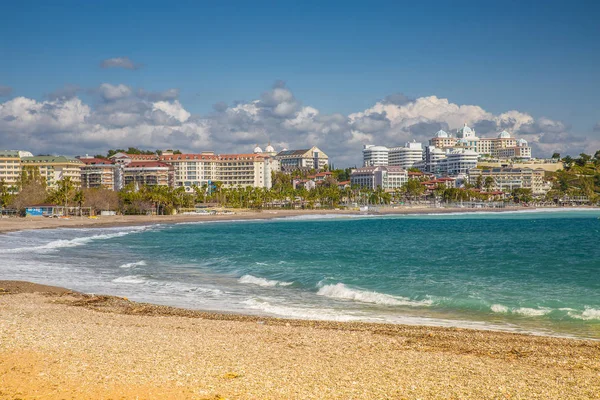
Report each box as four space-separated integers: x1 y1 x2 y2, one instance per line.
1 208 599 339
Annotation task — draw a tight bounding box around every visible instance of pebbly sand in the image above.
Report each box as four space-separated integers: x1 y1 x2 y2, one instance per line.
0 281 599 399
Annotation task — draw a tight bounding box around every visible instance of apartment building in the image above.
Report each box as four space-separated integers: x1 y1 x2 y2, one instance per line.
20 155 84 188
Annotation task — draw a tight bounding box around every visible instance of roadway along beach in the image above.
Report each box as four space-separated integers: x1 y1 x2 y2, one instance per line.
1 281 599 399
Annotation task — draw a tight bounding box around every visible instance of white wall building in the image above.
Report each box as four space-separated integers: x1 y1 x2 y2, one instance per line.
362 145 389 166
389 141 423 169
350 166 408 191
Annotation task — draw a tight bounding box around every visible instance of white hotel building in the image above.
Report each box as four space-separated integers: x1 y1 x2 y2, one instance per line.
363 142 424 169
350 166 408 191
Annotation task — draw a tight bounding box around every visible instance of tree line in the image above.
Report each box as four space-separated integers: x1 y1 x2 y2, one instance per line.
1 153 599 214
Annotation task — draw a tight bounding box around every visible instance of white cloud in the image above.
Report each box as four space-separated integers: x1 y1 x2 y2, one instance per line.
100 57 141 70
99 83 132 101
152 101 190 123
0 82 595 165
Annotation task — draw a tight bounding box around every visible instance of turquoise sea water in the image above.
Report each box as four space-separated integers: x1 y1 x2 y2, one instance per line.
1 209 599 339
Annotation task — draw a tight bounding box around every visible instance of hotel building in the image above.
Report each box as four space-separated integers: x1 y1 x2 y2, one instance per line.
388 142 424 169
78 156 122 191
0 150 33 188
362 145 389 166
428 125 532 160
350 166 408 191
468 167 549 195
20 155 84 189
122 161 174 187
159 152 219 191
275 146 329 171
216 153 278 189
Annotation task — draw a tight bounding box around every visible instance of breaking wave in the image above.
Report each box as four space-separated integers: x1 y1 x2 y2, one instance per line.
316 283 432 307
112 275 148 284
4 228 149 253
239 274 293 287
569 307 600 321
119 260 147 269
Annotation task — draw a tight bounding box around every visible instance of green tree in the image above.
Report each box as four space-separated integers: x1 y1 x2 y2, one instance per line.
484 177 495 192
552 152 561 159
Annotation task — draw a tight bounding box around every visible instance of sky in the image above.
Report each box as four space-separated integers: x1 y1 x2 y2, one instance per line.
1 0 599 166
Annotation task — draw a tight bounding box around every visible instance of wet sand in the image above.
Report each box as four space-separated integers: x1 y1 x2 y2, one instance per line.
1 281 599 399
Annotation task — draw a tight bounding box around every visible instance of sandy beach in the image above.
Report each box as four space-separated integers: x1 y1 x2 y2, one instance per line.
1 281 599 399
2 209 600 399
0 205 555 234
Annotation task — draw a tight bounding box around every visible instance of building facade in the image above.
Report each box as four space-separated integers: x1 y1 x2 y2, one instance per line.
159 153 219 191
0 150 33 188
350 166 408 191
20 155 84 189
468 167 549 195
78 156 122 191
122 161 174 187
362 145 389 167
389 142 424 169
275 146 329 171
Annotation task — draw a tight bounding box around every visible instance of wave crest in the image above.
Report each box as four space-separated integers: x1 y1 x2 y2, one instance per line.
316 283 432 307
239 275 293 287
119 260 147 269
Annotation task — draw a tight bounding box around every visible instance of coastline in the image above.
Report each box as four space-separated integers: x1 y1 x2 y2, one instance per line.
1 205 597 234
1 281 599 399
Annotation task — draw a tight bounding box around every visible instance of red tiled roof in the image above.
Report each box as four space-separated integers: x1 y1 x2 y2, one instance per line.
126 154 159 160
160 154 219 161
126 161 172 168
78 157 114 165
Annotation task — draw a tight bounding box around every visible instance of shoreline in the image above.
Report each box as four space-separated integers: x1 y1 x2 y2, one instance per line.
1 280 599 399
1 205 597 234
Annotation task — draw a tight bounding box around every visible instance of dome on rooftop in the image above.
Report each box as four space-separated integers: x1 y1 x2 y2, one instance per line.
517 138 528 146
498 130 511 139
253 145 263 153
457 123 475 138
434 130 448 138
265 143 275 153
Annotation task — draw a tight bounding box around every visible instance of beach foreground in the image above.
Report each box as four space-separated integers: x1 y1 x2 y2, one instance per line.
1 282 599 399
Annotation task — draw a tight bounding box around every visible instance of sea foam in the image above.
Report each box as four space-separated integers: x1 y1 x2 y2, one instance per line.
242 298 363 322
490 304 509 313
239 274 293 287
4 228 148 253
490 304 551 317
119 260 147 269
112 275 148 284
569 307 600 320
316 283 432 307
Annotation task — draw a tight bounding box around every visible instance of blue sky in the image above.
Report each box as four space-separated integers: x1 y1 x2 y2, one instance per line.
0 0 599 164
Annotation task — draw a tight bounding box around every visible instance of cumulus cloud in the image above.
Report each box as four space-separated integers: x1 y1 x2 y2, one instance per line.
0 86 13 97
46 84 81 100
100 57 141 70
99 83 132 101
0 82 596 165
